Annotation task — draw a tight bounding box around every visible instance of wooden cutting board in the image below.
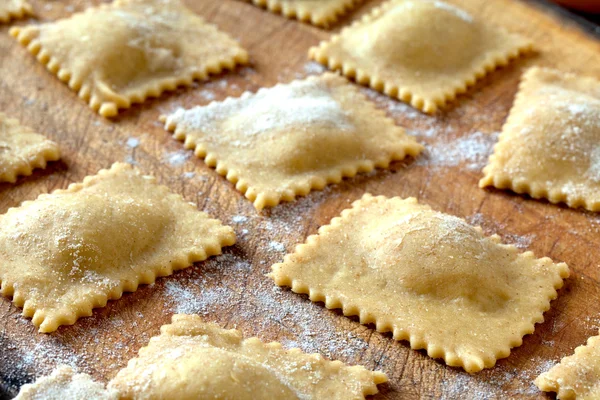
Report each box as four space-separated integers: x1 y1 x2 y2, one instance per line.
1 0 599 398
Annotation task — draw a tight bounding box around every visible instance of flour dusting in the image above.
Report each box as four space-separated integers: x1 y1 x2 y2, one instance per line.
416 131 498 171
440 357 559 399
586 146 600 183
303 62 326 76
125 137 140 149
170 79 354 139
231 215 248 224
14 366 117 399
268 241 286 252
466 212 537 249
164 281 236 316
163 150 189 167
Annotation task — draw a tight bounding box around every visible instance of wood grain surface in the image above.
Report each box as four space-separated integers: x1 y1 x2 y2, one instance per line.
1 0 600 398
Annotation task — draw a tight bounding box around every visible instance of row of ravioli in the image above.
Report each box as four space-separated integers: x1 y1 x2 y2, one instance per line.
1 0 599 399
0 166 583 399
2 0 599 211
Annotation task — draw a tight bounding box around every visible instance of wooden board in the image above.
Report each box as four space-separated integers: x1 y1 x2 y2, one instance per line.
1 0 599 398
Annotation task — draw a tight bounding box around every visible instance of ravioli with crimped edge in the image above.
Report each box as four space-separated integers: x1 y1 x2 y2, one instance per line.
245 0 363 28
161 73 422 210
270 194 569 373
0 163 235 333
108 314 387 399
10 0 248 117
0 112 60 183
309 0 532 113
536 331 600 399
480 67 600 212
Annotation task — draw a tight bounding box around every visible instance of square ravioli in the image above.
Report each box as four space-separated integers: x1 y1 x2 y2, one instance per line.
309 0 532 113
10 0 248 117
0 112 60 183
108 314 387 399
246 0 363 28
161 73 422 210
0 0 31 23
480 67 600 211
0 163 235 333
270 194 569 373
535 332 600 400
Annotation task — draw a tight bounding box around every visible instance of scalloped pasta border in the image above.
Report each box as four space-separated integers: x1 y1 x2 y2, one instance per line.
0 163 236 333
160 74 423 211
0 0 32 23
247 0 364 28
269 193 569 373
0 113 61 183
308 0 533 113
111 314 388 397
535 331 600 399
9 2 249 118
479 67 600 212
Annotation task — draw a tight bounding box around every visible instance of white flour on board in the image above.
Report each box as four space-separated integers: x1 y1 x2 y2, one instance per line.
439 357 557 399
231 215 248 224
123 135 146 165
467 212 537 250
416 131 499 171
125 137 139 149
268 241 286 252
303 62 326 76
163 150 190 167
182 171 195 179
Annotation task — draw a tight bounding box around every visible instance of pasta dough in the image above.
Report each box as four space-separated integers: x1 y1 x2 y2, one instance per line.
162 73 422 210
0 112 60 183
10 0 248 117
480 67 600 211
108 314 387 399
245 0 362 27
0 0 31 23
0 163 235 333
535 332 600 399
14 366 117 400
309 0 532 113
270 194 569 373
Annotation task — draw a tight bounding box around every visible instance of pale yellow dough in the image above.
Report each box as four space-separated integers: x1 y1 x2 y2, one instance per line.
0 0 32 23
161 73 422 210
9 0 248 117
0 112 60 183
15 366 118 400
108 314 387 399
480 67 600 211
245 0 363 27
0 163 235 333
270 194 569 373
535 332 600 400
309 0 532 113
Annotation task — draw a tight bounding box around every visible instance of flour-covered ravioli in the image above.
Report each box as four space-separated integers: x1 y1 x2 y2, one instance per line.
0 163 235 333
162 73 422 210
535 332 600 399
0 112 60 183
309 0 532 113
15 366 117 400
10 0 248 117
246 0 363 27
0 0 32 23
480 67 600 211
270 194 569 373
108 314 387 399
